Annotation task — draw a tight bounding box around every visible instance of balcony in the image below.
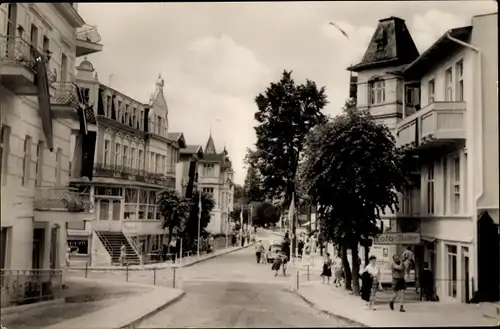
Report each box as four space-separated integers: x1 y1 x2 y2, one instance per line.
397 101 466 150
75 25 103 57
93 163 169 186
122 220 163 235
34 186 93 223
0 36 37 95
199 176 219 185
1 269 63 308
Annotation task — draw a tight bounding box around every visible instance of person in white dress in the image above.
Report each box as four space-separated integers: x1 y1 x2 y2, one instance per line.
362 255 381 310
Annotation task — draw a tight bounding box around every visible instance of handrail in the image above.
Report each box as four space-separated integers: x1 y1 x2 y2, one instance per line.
125 235 141 257
96 231 113 256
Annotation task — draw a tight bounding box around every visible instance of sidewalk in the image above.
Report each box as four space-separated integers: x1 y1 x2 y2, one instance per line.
295 281 500 327
42 277 185 329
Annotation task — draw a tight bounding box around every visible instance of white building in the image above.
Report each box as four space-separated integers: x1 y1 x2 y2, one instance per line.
197 134 234 235
350 14 499 303
67 60 186 266
0 3 102 306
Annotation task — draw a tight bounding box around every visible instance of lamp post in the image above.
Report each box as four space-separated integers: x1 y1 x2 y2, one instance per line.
197 188 201 258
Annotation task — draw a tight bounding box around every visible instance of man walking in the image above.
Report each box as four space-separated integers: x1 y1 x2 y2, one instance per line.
390 254 406 312
255 240 265 264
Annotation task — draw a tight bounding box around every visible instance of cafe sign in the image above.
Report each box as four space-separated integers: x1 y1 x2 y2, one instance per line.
374 232 421 245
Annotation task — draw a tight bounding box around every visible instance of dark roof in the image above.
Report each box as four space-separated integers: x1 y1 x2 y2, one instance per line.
348 17 419 72
167 132 187 148
403 26 472 80
181 145 203 154
205 133 216 154
201 153 225 162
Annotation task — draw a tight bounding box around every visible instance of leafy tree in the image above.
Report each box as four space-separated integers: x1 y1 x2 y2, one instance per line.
299 107 407 295
244 165 265 202
254 202 280 227
233 184 245 201
182 192 215 251
158 188 190 247
253 70 327 249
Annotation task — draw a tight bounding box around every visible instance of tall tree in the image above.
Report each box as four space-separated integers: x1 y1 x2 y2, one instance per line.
299 107 407 295
233 184 245 201
253 70 327 249
158 188 190 247
254 202 280 227
182 192 215 251
244 165 265 202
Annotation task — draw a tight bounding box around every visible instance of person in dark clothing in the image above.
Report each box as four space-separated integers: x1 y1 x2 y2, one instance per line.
298 238 305 258
282 234 290 258
162 244 168 262
361 270 373 303
421 262 437 301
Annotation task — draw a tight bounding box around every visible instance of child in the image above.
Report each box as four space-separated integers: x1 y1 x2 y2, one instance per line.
272 252 288 276
321 253 333 284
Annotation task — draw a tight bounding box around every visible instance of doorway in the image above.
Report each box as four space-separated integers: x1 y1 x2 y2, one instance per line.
462 246 470 302
477 212 500 302
49 226 59 269
32 228 45 269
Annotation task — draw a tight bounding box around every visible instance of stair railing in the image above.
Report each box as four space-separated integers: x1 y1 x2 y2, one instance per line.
96 231 113 258
124 235 141 260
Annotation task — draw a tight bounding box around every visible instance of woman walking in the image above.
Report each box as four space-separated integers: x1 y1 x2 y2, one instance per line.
321 253 333 284
333 254 343 287
362 255 381 310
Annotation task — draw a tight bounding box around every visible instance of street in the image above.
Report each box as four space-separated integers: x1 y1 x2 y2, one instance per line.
137 231 358 328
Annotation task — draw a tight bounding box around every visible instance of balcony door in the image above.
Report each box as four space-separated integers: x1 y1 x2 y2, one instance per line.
32 228 45 269
49 226 59 269
6 4 17 58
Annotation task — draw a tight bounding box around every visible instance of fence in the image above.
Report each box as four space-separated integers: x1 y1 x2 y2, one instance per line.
0 269 63 308
67 264 178 289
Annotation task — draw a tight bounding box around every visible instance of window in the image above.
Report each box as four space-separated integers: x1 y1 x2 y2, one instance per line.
106 95 112 117
0 227 9 269
99 200 110 221
55 148 62 185
104 140 110 165
131 148 136 169
443 158 447 215
369 80 385 105
132 107 137 129
42 35 50 54
445 68 453 101
139 109 144 130
203 163 215 177
61 53 67 81
35 141 44 187
157 116 162 135
117 100 122 123
115 143 121 165
30 24 39 50
125 104 130 126
203 187 214 194
150 153 155 172
455 60 464 101
22 136 32 186
67 239 88 255
155 154 161 174
453 157 460 214
447 244 458 298
163 156 167 173
139 150 144 170
428 79 435 104
1 125 10 185
123 145 128 168
427 163 434 215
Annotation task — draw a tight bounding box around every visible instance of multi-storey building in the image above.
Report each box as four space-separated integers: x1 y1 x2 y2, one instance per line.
349 14 499 303
198 134 234 235
67 59 186 266
0 3 102 306
176 144 204 198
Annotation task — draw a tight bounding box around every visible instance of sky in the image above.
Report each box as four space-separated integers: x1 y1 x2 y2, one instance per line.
77 1 497 185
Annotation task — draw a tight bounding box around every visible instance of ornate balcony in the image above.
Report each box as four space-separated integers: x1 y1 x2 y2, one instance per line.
0 35 37 95
0 269 63 308
34 186 92 223
75 25 103 57
397 101 466 150
93 163 169 186
50 81 78 114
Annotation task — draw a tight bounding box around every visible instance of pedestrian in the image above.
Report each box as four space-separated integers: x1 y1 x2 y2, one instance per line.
282 233 290 259
298 237 305 259
209 235 215 253
255 240 265 264
66 244 72 267
362 255 381 310
321 253 333 284
333 254 343 287
401 245 415 281
119 243 127 266
272 251 287 276
421 262 438 301
390 254 406 312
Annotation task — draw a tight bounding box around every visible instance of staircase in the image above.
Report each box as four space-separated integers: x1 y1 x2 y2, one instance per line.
95 231 141 265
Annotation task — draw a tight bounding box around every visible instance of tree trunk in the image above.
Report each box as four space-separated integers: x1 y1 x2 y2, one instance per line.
364 245 370 266
341 245 352 291
307 202 312 233
351 242 361 296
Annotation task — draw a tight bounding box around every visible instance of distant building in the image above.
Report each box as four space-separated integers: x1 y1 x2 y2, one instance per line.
349 13 499 303
197 133 234 235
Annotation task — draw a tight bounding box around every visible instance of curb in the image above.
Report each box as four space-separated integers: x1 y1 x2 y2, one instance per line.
118 291 186 329
179 244 252 268
292 290 367 327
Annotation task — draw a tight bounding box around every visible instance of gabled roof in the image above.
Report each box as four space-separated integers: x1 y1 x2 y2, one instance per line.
402 26 472 80
181 144 204 158
167 132 186 148
205 133 216 154
349 17 419 72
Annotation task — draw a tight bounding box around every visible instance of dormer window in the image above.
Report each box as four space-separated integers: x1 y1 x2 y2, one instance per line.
374 28 387 52
369 79 385 105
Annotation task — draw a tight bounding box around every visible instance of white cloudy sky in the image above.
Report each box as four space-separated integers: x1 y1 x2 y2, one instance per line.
78 1 497 185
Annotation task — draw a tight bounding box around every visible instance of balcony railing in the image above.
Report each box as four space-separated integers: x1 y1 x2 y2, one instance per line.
0 269 63 308
34 186 92 213
0 35 37 72
75 25 102 44
94 163 168 185
50 82 78 107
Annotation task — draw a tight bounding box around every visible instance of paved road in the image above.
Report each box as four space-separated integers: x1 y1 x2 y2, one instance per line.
137 231 358 328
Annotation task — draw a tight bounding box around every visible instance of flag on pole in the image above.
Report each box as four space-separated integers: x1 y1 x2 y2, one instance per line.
288 193 295 233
